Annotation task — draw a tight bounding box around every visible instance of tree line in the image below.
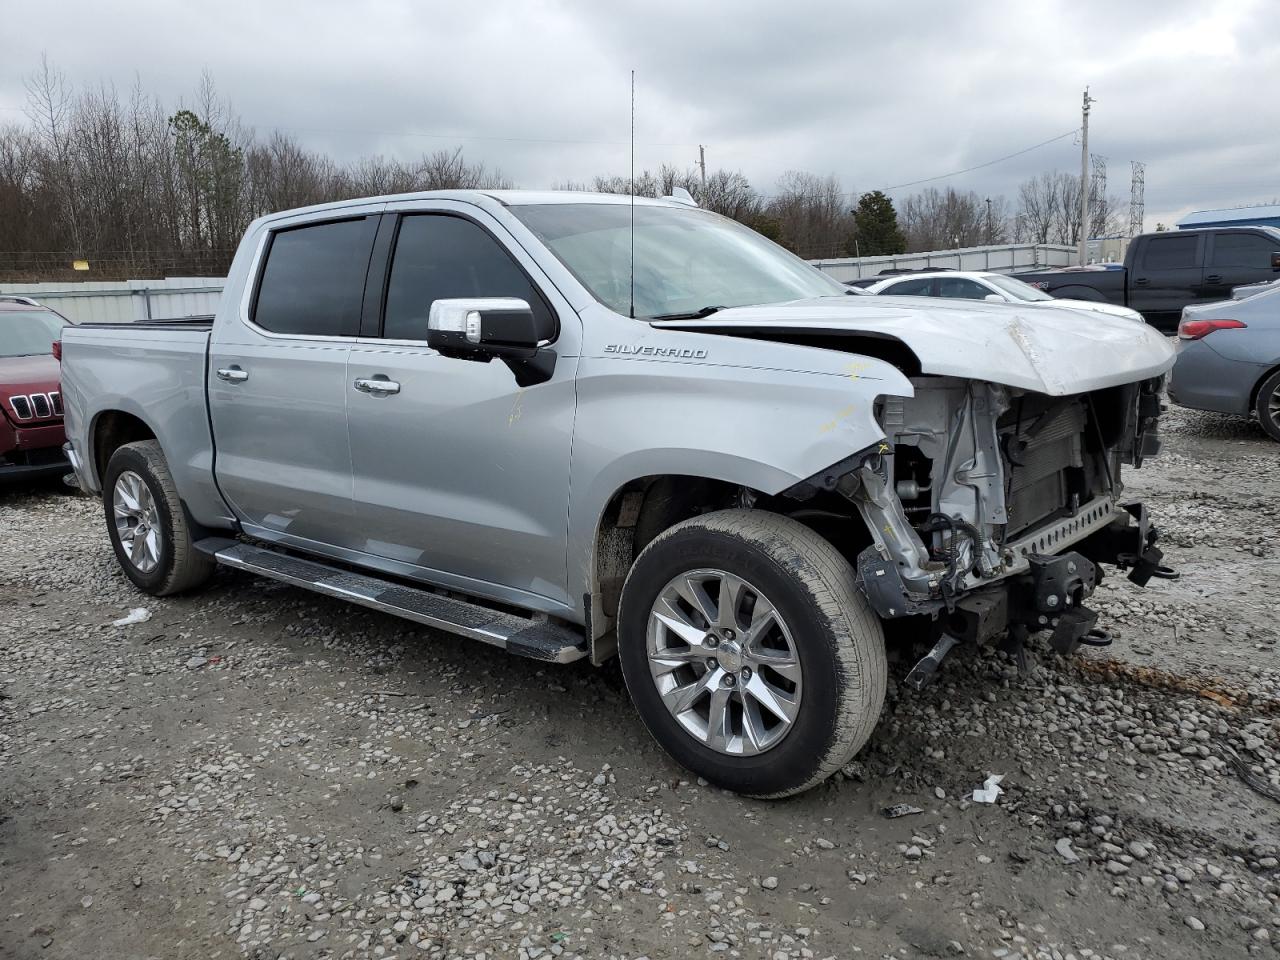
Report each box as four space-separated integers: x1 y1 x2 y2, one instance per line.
0 60 1124 281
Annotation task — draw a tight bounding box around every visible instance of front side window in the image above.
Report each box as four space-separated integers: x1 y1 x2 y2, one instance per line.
0 310 66 357
882 277 934 296
253 217 378 336
1211 233 1278 269
511 202 846 319
382 215 553 341
1141 235 1198 270
937 277 992 300
987 275 1055 302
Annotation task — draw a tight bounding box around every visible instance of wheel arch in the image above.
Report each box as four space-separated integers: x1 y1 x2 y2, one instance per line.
90 409 158 487
584 470 877 663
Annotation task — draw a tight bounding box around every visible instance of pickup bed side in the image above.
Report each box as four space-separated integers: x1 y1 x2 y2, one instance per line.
60 320 232 529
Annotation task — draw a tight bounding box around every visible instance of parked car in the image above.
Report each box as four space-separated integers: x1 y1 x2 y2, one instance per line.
863 270 1145 322
1016 226 1280 331
1169 284 1280 441
1 297 74 482
61 191 1176 797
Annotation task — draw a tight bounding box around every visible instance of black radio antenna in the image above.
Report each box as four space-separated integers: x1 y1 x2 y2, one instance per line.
629 69 635 320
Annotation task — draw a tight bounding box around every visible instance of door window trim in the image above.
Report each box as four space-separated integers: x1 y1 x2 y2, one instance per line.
370 210 560 344
238 212 384 343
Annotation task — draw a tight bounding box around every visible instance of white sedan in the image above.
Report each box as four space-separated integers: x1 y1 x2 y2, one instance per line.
864 270 1145 323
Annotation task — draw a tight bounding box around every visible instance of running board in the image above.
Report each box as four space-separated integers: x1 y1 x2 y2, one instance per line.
198 539 587 664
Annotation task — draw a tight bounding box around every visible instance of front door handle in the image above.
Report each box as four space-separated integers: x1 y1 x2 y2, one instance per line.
216 366 249 383
354 376 401 396
1204 274 1223 284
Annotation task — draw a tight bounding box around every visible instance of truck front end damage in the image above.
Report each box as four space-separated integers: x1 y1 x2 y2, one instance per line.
791 375 1173 686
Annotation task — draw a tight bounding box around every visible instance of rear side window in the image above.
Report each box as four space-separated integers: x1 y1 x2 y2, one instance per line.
1211 233 1277 269
382 215 553 341
253 217 378 336
1141 235 1198 270
883 277 934 296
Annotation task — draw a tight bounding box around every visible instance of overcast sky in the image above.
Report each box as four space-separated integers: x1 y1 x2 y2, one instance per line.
1 0 1275 229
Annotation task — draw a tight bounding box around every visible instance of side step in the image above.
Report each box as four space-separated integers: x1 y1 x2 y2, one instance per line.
197 539 587 664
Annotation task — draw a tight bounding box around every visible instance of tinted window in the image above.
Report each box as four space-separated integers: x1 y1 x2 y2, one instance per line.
1211 233 1277 269
883 277 934 296
1141 235 1198 270
937 277 993 300
383 215 552 340
253 217 378 336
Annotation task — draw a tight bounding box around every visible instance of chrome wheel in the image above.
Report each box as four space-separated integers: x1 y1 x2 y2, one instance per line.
112 470 162 574
646 569 802 756
1269 383 1280 423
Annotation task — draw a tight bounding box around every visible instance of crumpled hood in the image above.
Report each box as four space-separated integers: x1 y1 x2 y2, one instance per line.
653 296 1175 395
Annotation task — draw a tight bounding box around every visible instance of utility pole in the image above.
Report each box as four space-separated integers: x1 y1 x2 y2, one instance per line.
985 197 993 244
698 145 706 187
1078 88 1094 265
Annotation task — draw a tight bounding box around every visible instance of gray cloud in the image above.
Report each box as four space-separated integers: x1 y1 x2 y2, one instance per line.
0 0 1274 227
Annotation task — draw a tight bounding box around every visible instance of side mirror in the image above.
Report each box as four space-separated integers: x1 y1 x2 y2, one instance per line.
983 294 1006 303
1271 252 1280 271
426 298 554 359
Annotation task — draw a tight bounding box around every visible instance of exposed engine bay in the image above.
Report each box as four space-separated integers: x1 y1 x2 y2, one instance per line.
784 374 1174 687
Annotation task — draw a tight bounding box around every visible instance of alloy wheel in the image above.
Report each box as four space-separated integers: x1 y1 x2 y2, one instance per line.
112 470 162 574
646 569 802 756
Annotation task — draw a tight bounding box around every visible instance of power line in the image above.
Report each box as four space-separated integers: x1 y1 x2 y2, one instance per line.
879 129 1079 192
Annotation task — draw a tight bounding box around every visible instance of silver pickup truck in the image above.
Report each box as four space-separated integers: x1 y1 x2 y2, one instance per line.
60 190 1177 797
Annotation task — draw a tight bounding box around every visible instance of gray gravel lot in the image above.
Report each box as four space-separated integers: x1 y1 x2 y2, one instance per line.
2 405 1279 960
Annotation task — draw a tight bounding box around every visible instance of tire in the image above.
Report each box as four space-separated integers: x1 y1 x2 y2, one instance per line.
102 440 215 596
617 509 887 799
1256 368 1280 443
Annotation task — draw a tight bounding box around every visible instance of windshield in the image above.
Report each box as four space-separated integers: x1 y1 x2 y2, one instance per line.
987 275 1055 302
0 311 66 358
510 202 846 318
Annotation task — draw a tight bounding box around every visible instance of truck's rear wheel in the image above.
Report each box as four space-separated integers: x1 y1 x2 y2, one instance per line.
103 440 214 596
617 509 887 798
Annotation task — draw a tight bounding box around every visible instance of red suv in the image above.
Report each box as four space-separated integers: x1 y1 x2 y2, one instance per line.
1 297 73 482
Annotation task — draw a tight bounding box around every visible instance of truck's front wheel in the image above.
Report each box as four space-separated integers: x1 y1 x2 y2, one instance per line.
617 509 887 798
103 440 214 596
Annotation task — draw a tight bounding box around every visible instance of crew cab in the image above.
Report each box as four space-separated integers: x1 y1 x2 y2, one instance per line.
1 297 73 482
1017 226 1280 332
61 191 1176 797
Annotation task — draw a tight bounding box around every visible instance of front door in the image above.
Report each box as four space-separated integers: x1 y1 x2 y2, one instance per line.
209 212 380 551
345 208 579 609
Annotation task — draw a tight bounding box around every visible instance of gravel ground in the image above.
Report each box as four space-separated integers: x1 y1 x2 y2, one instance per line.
2 405 1278 960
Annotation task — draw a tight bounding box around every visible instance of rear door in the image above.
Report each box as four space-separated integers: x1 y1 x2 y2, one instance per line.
209 209 381 550
1203 231 1280 300
345 203 580 609
1127 232 1204 323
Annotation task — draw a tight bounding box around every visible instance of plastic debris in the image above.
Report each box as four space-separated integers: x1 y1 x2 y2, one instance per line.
1055 837 1081 863
971 773 1004 803
112 607 151 626
882 803 924 819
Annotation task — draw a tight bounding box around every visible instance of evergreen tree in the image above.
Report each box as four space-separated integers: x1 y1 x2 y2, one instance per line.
849 190 906 256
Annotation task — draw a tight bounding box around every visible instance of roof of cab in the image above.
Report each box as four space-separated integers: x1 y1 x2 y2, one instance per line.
254 189 693 227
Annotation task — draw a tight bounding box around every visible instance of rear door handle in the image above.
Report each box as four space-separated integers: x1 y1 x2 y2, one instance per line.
216 366 249 383
354 376 401 396
1133 277 1150 286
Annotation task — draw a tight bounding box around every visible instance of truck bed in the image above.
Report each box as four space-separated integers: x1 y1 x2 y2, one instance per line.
59 321 221 519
